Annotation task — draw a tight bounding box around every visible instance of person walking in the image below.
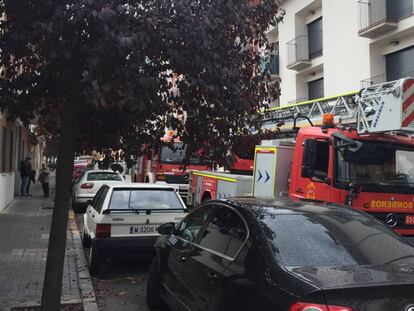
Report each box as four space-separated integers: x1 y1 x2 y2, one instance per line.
20 157 32 196
38 163 50 198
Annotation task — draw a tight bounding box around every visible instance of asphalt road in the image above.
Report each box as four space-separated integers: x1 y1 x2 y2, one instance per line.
75 214 151 311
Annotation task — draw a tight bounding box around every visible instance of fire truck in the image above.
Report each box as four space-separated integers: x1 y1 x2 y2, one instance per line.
132 134 211 203
190 77 414 241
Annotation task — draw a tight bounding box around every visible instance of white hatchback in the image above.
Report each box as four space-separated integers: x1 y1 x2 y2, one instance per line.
72 170 125 213
81 182 187 275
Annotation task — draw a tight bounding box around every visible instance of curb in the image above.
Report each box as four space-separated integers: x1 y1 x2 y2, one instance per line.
68 211 99 311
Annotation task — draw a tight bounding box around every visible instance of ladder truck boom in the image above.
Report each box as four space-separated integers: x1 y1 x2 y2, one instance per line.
262 77 414 135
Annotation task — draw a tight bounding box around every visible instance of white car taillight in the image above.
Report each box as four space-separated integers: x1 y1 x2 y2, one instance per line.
80 182 94 189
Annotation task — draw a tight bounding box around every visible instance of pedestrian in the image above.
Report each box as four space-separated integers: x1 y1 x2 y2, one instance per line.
26 169 36 196
20 157 32 196
38 163 50 198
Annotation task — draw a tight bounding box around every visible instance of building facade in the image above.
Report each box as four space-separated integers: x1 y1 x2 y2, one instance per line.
268 0 414 106
0 113 44 210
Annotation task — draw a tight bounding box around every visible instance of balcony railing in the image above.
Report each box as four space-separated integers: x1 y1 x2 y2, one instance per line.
286 35 311 71
360 70 414 88
287 98 309 104
358 0 413 38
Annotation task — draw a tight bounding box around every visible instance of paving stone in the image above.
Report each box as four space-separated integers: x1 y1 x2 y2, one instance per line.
0 178 82 309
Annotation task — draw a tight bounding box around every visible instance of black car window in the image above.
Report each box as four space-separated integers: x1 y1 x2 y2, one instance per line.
176 206 215 243
199 206 248 258
91 186 104 207
94 186 109 213
261 211 414 267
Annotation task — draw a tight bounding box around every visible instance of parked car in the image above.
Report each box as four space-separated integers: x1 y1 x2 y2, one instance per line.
72 170 125 213
72 160 88 182
82 183 187 275
147 197 414 311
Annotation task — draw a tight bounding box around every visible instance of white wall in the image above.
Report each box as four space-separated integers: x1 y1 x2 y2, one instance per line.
0 173 15 211
323 0 371 95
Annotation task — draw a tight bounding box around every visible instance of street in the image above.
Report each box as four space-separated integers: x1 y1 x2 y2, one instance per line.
74 214 150 311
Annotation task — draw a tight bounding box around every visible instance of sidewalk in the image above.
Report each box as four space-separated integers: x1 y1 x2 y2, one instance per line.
0 174 97 310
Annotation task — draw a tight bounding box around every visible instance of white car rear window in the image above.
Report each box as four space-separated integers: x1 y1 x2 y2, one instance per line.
109 189 184 210
87 172 123 181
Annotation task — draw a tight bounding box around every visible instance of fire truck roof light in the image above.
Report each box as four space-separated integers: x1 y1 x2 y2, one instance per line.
322 113 335 128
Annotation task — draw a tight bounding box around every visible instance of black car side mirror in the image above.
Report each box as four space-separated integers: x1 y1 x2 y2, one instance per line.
158 222 175 235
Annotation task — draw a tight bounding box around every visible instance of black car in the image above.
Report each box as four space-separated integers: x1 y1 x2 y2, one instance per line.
146 197 414 311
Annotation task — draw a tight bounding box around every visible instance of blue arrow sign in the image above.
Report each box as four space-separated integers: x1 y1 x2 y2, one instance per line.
265 171 270 183
257 169 263 182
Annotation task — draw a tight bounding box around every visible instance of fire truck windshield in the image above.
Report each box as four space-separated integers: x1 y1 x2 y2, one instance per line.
159 143 203 165
335 140 414 193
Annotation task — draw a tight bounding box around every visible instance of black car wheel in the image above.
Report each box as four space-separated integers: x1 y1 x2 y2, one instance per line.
72 197 82 213
81 228 91 248
88 245 101 276
146 259 168 310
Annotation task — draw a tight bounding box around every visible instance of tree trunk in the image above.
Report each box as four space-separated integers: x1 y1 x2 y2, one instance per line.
41 97 78 310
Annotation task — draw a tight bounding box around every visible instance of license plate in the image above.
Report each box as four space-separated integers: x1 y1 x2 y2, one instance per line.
405 215 414 225
129 225 158 234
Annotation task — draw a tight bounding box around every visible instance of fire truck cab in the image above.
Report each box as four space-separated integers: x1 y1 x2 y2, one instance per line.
132 141 210 203
289 125 414 237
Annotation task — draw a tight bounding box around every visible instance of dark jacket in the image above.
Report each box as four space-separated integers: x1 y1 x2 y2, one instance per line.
20 160 32 177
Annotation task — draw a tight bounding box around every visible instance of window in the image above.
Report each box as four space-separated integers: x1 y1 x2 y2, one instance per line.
1 127 7 173
308 78 324 100
108 189 185 210
176 207 215 243
87 172 123 181
386 45 414 81
313 140 329 178
307 17 323 59
386 0 413 21
93 186 109 213
9 132 13 172
199 207 248 258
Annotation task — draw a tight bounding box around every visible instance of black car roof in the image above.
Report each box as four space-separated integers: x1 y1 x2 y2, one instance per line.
216 196 362 216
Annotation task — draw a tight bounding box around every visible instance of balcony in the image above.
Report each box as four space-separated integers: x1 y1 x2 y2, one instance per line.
260 54 279 76
360 70 414 88
286 36 311 71
357 0 413 38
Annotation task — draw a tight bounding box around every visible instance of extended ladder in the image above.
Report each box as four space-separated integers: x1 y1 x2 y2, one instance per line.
261 77 414 135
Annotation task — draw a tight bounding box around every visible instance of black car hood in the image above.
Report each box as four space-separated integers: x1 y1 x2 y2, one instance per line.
287 263 414 290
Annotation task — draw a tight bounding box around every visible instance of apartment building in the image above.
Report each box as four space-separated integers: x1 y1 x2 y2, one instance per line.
0 113 44 210
266 0 414 107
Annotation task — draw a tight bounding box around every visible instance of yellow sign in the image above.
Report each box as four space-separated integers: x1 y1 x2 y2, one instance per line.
370 200 414 209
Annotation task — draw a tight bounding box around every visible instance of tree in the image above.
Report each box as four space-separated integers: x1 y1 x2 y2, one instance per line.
0 0 282 309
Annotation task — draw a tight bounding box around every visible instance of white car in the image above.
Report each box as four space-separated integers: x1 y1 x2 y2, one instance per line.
81 182 187 275
72 170 125 213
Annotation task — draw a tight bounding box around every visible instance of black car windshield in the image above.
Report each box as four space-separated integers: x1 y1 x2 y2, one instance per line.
159 143 203 165
260 210 414 267
87 172 123 181
336 140 414 193
108 189 185 210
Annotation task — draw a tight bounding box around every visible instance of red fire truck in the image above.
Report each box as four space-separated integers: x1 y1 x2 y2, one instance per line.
191 78 414 241
132 137 210 203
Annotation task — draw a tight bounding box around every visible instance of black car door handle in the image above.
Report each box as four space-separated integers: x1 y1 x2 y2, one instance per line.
178 256 187 263
207 272 218 280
